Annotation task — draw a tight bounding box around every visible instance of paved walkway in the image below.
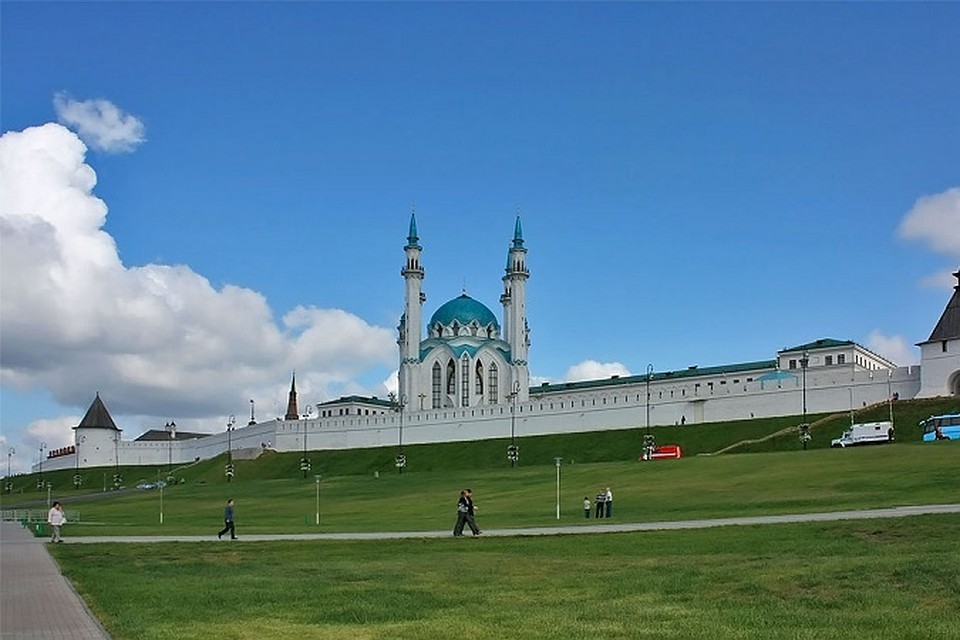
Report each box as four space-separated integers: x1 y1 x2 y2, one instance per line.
0 522 110 639
2 503 958 638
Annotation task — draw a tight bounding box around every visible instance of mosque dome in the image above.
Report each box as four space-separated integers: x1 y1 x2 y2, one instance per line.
429 294 500 333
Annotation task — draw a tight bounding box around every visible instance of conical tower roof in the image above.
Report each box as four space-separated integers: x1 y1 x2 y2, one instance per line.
919 268 960 344
75 393 120 431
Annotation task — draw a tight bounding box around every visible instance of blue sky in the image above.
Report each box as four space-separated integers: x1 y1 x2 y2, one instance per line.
2 2 958 474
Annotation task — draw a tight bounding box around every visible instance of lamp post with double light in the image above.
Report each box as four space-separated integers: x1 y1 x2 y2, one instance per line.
225 415 236 482
507 380 520 467
5 447 13 494
799 351 811 450
554 457 563 520
37 442 46 491
300 405 313 478
165 421 176 473
644 364 656 460
74 435 86 489
394 394 407 473
248 399 256 426
112 432 122 489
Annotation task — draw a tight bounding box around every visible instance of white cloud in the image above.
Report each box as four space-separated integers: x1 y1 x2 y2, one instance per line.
0 123 396 448
866 330 919 367
564 360 631 382
898 187 960 256
53 92 146 153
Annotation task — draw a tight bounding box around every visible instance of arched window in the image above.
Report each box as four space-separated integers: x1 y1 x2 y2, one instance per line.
488 363 499 404
446 359 456 396
432 362 442 409
461 354 470 407
475 360 485 398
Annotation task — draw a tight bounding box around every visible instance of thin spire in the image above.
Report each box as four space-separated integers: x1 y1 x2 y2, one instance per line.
406 207 420 249
512 215 524 248
284 371 299 421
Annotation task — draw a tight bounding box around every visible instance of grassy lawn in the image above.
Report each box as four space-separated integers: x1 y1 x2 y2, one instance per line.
10 440 954 537
51 515 960 640
6 397 958 639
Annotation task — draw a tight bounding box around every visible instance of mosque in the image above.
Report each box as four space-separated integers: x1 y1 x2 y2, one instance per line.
36 217 960 474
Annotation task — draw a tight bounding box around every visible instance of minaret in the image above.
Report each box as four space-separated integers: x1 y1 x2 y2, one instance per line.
284 372 299 420
398 211 425 406
500 216 530 401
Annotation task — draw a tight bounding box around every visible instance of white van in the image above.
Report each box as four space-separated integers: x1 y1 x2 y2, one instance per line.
831 421 895 448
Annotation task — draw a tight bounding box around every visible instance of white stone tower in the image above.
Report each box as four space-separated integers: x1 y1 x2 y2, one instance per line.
500 216 530 401
398 212 425 407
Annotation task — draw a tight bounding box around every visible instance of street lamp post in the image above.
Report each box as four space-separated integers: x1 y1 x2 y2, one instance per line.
395 394 407 473
4 447 13 494
644 364 655 460
112 432 122 488
507 380 520 467
314 474 321 526
165 421 176 473
74 435 86 489
799 351 811 450
248 399 256 426
554 457 563 520
37 442 46 491
300 405 313 478
225 415 236 482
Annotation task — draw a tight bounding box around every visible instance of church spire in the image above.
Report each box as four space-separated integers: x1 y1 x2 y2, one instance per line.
284 372 299 421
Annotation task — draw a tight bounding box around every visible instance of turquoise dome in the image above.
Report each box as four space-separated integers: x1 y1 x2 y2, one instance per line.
429 294 499 330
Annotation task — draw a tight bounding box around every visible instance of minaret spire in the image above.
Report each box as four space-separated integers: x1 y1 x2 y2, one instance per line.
501 215 530 402
399 211 426 409
284 371 299 421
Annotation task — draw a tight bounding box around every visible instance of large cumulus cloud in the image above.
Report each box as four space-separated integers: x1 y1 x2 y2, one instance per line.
0 123 395 427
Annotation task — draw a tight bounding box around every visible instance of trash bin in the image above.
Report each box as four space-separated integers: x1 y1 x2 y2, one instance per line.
33 522 46 537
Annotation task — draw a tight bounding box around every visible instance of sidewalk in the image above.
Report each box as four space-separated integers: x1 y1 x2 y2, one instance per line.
0 521 110 639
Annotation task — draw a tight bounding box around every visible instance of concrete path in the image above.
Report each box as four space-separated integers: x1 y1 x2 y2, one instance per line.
54 502 960 544
2 503 957 639
0 522 110 639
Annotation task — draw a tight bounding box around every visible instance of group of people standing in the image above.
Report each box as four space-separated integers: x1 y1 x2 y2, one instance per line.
453 488 481 536
584 487 613 519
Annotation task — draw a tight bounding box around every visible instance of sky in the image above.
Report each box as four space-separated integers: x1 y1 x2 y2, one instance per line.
1 2 958 475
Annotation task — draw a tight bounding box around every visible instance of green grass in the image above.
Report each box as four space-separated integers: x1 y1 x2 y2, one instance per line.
51 515 960 640
9 397 957 639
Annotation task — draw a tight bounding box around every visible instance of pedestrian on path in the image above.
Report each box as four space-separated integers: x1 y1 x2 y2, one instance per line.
453 490 469 536
595 489 606 518
47 501 66 543
217 499 237 540
465 488 481 535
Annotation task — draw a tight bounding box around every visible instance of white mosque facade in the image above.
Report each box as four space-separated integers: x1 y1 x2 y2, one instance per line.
35 217 960 473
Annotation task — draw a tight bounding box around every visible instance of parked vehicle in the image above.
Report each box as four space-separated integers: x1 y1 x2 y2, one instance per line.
639 444 682 460
919 413 960 442
830 421 895 448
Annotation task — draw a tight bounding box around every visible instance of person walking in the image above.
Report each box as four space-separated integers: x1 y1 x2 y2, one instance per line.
47 501 66 543
217 499 237 540
453 490 469 536
583 496 591 519
464 488 481 535
605 487 613 518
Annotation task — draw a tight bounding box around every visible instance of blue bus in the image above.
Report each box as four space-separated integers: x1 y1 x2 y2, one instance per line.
920 413 960 441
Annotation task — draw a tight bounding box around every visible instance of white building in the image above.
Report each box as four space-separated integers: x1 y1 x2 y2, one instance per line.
36 222 960 473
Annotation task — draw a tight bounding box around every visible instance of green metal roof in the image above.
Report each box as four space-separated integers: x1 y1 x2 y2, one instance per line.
530 359 777 395
779 338 853 353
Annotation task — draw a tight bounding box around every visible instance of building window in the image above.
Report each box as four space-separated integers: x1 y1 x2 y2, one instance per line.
461 354 470 407
788 359 797 369
446 359 456 395
488 363 499 405
825 355 833 365
475 360 485 398
432 362 442 409
838 354 845 364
